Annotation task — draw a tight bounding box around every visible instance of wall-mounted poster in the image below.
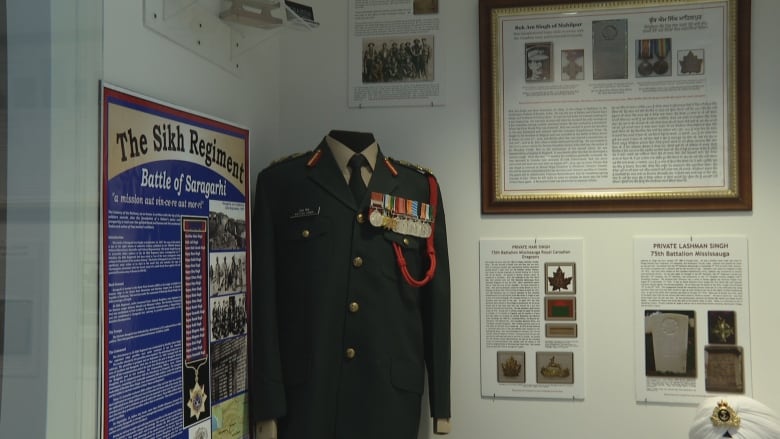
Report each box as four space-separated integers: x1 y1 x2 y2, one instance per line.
633 236 751 404
100 84 250 439
479 238 585 400
348 0 447 108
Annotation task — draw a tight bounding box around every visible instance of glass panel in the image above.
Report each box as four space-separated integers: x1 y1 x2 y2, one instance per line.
1 0 102 437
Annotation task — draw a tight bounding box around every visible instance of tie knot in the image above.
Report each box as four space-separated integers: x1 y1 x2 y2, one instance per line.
347 154 368 203
348 153 368 172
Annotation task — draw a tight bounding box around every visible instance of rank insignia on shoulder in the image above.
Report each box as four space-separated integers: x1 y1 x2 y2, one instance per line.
387 157 434 176
306 148 324 167
383 157 398 176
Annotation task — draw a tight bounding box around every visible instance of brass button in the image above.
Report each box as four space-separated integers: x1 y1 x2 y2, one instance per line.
345 348 356 359
356 212 365 224
403 237 410 246
348 302 360 313
352 256 363 268
301 229 310 238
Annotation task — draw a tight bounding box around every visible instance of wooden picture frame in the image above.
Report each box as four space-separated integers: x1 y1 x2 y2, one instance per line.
479 0 751 213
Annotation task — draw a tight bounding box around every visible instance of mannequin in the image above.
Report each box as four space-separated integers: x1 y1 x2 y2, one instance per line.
328 129 375 152
252 131 451 438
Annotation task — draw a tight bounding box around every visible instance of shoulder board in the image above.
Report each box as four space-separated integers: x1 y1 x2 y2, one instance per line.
387 157 434 176
266 151 309 168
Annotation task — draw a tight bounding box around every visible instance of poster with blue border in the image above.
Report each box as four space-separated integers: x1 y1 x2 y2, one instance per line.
100 84 250 439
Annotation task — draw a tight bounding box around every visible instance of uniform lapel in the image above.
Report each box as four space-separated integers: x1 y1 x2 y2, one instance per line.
365 149 399 200
307 142 400 210
307 140 359 210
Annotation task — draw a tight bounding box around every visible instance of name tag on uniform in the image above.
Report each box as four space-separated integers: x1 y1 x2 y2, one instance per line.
289 206 320 219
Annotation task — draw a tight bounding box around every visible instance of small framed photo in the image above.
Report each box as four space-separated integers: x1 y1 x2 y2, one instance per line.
561 49 584 80
644 310 696 377
678 48 705 75
525 42 553 82
546 323 578 338
708 310 736 344
545 263 576 294
705 345 744 393
545 297 576 320
635 38 673 78
497 351 526 383
592 19 628 80
536 351 574 384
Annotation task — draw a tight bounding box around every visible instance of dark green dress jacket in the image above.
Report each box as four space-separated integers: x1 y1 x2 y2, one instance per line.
251 141 451 439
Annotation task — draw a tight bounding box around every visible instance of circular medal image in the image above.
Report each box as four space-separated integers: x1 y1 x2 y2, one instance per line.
653 59 669 75
637 60 653 76
369 209 384 227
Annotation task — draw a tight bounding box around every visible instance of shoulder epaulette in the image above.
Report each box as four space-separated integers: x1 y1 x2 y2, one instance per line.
266 151 309 169
387 157 434 176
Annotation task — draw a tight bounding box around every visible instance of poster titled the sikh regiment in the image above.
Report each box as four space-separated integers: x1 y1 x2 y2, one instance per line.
100 84 250 439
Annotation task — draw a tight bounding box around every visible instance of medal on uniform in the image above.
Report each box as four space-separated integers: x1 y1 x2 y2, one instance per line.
368 192 434 237
652 38 670 75
637 39 653 77
369 192 384 226
392 195 406 234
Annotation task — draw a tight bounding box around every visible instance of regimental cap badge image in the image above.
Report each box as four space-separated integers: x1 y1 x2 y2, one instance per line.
501 355 522 377
540 356 570 378
548 266 572 291
680 50 704 74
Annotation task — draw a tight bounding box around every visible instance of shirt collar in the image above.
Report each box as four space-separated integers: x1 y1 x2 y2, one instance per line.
326 134 378 179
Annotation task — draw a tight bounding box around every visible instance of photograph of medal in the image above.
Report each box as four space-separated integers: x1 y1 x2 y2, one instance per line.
635 38 673 78
561 49 584 81
652 38 672 76
636 39 654 77
183 357 210 424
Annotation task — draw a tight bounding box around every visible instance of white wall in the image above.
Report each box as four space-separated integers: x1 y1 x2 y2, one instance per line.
103 1 780 438
103 0 283 186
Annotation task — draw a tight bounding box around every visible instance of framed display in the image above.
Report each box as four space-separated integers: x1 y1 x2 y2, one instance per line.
545 296 576 320
644 310 696 377
497 351 526 383
479 0 751 213
705 345 744 393
536 351 574 384
707 310 736 344
545 262 576 294
545 323 577 338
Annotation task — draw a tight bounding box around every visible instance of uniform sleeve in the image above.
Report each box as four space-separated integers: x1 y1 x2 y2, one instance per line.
421 180 451 419
250 171 288 422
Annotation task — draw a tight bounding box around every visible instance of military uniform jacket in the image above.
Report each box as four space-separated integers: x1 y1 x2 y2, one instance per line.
251 141 451 439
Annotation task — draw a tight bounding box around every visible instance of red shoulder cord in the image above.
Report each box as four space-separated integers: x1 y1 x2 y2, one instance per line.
392 174 438 287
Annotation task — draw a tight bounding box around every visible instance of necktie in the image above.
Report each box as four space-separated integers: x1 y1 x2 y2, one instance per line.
347 153 368 203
